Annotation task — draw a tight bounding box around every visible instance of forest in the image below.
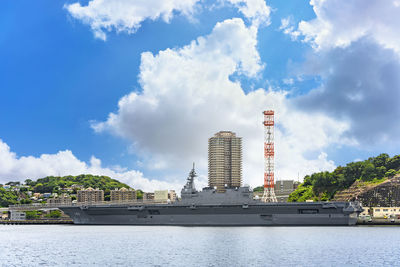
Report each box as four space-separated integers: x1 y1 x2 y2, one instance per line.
288 154 400 202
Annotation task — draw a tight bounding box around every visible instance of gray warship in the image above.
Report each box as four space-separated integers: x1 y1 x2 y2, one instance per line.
60 165 362 226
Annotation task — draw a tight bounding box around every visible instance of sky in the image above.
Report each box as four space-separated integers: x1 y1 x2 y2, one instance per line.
1 0 400 192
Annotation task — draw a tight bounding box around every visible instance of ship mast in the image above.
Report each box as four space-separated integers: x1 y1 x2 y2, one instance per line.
261 110 277 202
183 162 197 191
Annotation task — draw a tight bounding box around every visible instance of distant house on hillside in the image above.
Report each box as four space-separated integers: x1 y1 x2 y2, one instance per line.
71 184 84 190
33 193 42 198
43 193 52 198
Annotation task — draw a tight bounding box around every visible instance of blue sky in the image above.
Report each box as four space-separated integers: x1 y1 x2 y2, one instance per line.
1 0 400 191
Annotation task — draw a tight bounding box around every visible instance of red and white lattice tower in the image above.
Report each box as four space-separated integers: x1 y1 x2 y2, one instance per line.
261 110 277 202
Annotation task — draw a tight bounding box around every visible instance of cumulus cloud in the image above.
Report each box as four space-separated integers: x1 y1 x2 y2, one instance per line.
0 139 181 192
226 0 271 26
279 16 300 41
293 0 400 52
64 0 201 40
279 0 400 147
64 0 272 40
296 38 400 146
92 18 348 187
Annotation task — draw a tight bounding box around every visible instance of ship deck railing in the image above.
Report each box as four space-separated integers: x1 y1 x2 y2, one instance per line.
8 200 171 211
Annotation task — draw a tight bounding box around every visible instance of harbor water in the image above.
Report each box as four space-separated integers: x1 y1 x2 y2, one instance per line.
1 225 400 266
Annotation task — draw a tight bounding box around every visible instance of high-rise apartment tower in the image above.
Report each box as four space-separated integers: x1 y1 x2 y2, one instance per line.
208 131 242 192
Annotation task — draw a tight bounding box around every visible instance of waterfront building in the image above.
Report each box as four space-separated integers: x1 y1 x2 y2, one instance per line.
274 180 299 202
168 190 177 202
147 190 177 202
371 207 400 218
143 192 154 201
77 187 104 203
110 187 136 202
10 211 26 221
253 180 299 202
208 131 242 192
154 190 168 201
47 194 72 205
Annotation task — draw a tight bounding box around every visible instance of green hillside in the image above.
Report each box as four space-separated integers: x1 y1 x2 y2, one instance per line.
25 174 131 193
0 174 132 207
0 188 19 207
288 153 400 202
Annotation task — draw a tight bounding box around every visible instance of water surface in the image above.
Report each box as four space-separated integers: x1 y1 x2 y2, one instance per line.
1 225 399 266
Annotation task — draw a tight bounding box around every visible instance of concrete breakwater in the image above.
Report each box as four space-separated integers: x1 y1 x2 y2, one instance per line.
357 217 400 225
0 220 73 225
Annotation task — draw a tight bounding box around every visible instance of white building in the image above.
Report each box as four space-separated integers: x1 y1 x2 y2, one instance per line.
154 190 168 201
372 207 400 218
47 194 72 205
10 211 26 221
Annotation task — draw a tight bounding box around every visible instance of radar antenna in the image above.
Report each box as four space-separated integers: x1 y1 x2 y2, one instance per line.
184 162 197 191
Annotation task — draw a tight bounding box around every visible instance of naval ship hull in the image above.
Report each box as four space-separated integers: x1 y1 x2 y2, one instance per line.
60 202 359 226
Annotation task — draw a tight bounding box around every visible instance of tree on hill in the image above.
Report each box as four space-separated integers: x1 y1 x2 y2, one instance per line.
136 190 143 199
1 174 134 206
387 155 400 170
24 179 34 186
0 188 19 207
29 174 132 193
253 186 264 192
6 181 20 186
288 153 400 202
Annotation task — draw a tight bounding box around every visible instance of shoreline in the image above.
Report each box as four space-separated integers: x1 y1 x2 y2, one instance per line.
0 220 73 225
2 220 400 226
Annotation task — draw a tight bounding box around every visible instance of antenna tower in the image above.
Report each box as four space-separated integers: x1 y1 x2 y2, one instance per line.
261 110 277 202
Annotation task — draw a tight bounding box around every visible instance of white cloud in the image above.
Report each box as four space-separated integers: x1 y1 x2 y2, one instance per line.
280 0 400 149
92 18 349 187
0 139 181 192
65 0 201 40
65 0 272 40
282 78 294 85
292 0 400 52
226 0 271 26
295 38 400 146
279 17 300 41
